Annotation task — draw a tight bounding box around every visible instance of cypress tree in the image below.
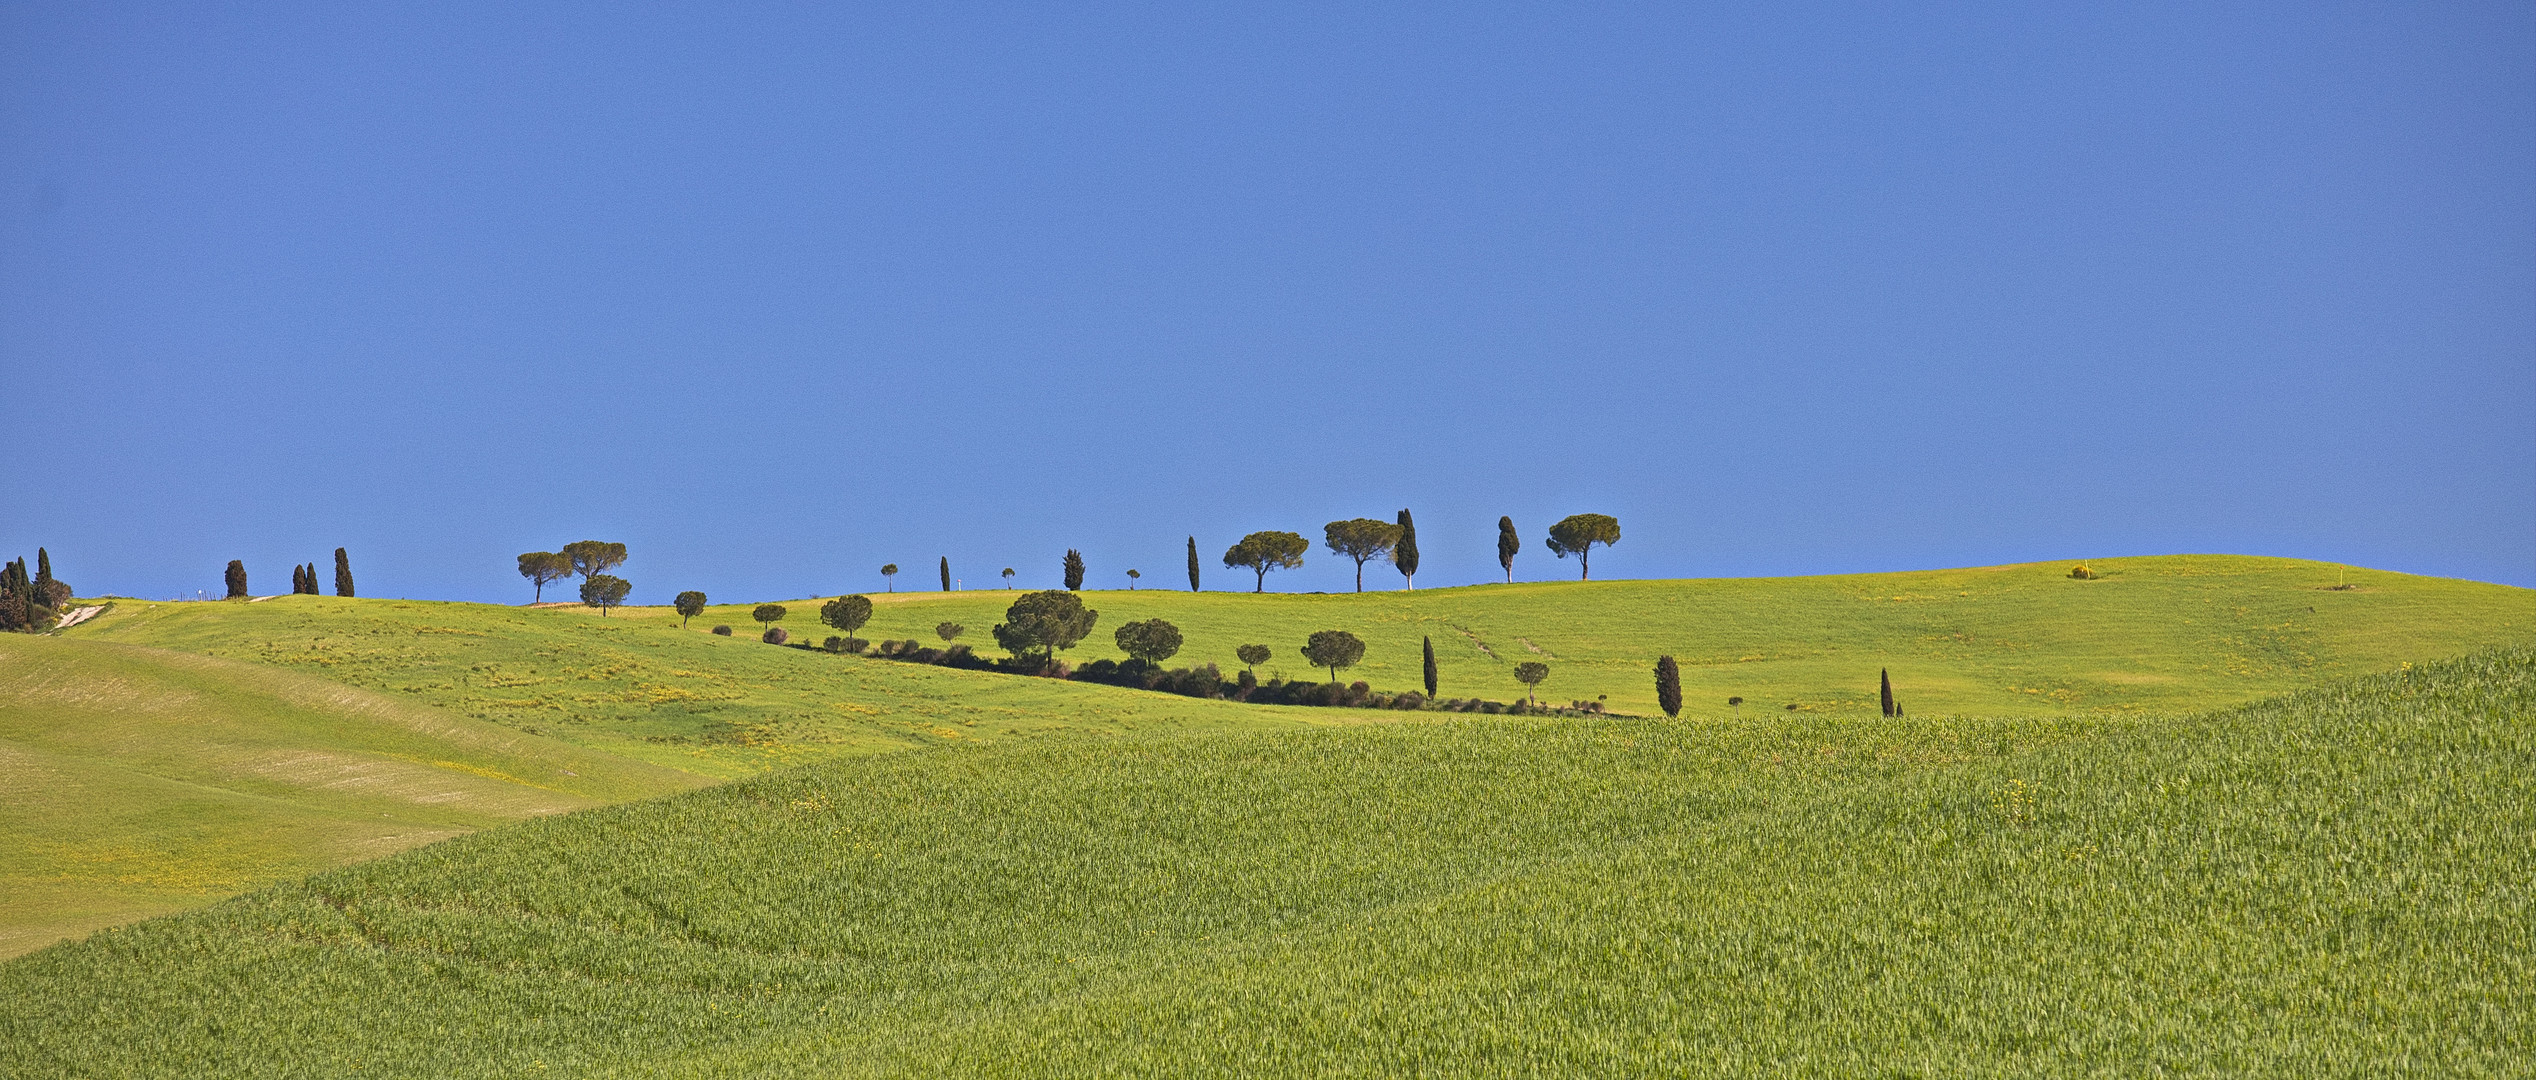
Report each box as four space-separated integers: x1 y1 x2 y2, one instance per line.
309 563 321 594
1423 635 1438 698
939 556 951 592
1497 516 1520 582
1186 537 1200 592
1655 655 1683 718
1394 509 1419 589
1880 669 1895 718
225 560 248 599
295 565 310 594
34 549 51 591
333 548 354 597
1063 549 1085 591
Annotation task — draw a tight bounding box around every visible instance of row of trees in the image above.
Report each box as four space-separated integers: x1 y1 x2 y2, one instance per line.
1213 512 1615 592
0 548 72 631
221 549 355 600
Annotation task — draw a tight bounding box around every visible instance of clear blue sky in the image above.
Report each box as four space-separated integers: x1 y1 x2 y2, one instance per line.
4 2 2530 602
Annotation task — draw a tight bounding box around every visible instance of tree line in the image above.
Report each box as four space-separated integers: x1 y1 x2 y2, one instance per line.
211 548 355 601
0 548 73 632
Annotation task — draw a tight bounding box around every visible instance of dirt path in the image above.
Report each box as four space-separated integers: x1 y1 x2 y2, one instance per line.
52 605 103 630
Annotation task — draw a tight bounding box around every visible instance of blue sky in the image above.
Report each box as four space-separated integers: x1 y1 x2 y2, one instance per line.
3 2 2530 602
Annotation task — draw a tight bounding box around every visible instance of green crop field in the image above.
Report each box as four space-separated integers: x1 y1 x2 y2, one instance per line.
3 645 2526 1075
17 554 2525 961
0 633 707 959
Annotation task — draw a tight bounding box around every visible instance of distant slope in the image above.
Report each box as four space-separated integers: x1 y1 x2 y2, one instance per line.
0 635 707 958
695 554 2535 716
5 649 2525 1075
63 595 1336 776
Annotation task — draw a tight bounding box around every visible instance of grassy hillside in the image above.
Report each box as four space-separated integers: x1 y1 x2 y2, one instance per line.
63 596 1328 777
663 554 2527 716
0 634 707 959
5 648 2525 1075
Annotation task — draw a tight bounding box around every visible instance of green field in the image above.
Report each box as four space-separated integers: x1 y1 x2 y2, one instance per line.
14 554 2525 962
4 644 2526 1075
0 634 707 959
75 555 2536 725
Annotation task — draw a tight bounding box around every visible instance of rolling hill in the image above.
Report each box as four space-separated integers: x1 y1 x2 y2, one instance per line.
0 634 706 959
4 645 2525 1075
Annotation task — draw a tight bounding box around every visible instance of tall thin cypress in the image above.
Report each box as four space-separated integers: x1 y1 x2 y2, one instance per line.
940 556 951 592
333 548 354 597
1497 517 1520 583
1186 537 1201 592
1063 549 1086 591
225 560 248 599
1394 509 1419 589
1655 655 1683 718
1423 635 1438 698
34 548 52 591
294 565 308 594
1880 669 1895 718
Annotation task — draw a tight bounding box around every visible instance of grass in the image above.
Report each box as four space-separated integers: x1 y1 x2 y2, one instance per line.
3 646 2526 1075
627 554 2525 716
0 634 707 959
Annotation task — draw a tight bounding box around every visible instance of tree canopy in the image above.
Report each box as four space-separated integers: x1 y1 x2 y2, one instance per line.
332 548 354 597
880 564 899 592
992 590 1099 660
224 560 248 599
1300 630 1366 683
1323 519 1401 593
1222 531 1308 592
935 621 964 642
1655 655 1682 718
1514 661 1550 703
581 574 630 616
561 541 628 581
1394 509 1419 589
752 603 787 628
1114 618 1184 664
1063 549 1086 591
1186 536 1200 591
819 595 873 639
1544 514 1620 580
517 552 573 603
674 591 708 626
1497 516 1521 582
1235 643 1271 672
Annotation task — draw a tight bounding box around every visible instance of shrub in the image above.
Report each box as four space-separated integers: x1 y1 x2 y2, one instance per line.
2070 564 2098 580
762 627 789 645
824 636 849 653
1392 691 1426 710
711 625 732 636
936 621 964 642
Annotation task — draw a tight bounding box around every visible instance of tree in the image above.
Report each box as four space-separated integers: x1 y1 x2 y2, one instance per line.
1114 618 1183 664
992 590 1098 660
581 574 630 616
1323 518 1400 593
518 552 572 603
820 595 874 645
29 549 69 608
936 621 964 642
674 591 707 627
225 560 248 599
333 547 354 597
1881 669 1899 718
1235 643 1271 674
1186 536 1201 592
1544 514 1620 580
1655 656 1682 718
562 541 628 582
1125 569 1140 590
1423 635 1438 697
291 564 307 594
939 556 951 592
1729 696 1743 718
1394 509 1419 589
1001 567 1015 588
881 564 899 592
1300 630 1365 684
1222 531 1307 593
1063 549 1086 591
753 603 788 635
1497 517 1520 583
1513 661 1549 705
